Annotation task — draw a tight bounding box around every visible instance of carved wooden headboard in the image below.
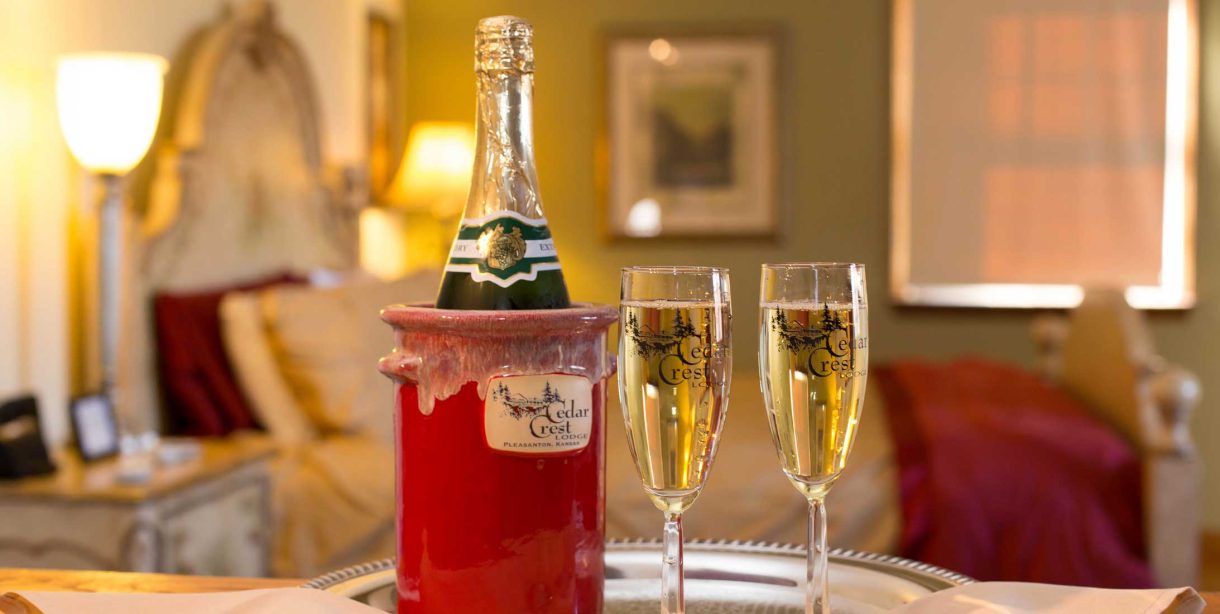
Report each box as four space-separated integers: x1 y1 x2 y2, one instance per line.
125 1 359 427
140 1 356 286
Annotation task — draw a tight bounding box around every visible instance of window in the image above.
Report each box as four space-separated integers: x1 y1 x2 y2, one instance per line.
891 0 1196 308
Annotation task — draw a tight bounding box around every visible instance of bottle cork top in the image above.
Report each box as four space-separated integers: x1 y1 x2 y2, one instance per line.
475 15 533 74
477 15 532 39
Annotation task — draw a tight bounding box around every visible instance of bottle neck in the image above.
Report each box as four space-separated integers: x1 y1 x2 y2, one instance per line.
466 69 543 220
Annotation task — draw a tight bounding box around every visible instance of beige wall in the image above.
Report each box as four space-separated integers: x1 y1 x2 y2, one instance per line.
406 0 1220 528
0 0 400 445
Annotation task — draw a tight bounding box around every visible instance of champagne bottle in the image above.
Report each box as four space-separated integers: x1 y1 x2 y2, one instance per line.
435 15 571 310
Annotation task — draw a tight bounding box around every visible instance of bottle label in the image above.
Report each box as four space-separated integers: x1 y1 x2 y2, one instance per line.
445 211 561 288
484 373 593 455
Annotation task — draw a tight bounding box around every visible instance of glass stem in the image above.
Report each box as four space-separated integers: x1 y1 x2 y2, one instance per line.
662 511 685 614
808 497 829 614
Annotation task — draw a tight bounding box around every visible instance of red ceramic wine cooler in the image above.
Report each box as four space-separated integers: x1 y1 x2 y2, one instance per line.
379 303 617 613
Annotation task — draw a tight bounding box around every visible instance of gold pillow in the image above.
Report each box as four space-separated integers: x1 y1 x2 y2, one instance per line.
219 291 318 446
259 272 439 440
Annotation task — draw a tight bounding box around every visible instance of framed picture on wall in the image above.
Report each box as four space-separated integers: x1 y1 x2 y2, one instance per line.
603 28 779 239
367 11 405 198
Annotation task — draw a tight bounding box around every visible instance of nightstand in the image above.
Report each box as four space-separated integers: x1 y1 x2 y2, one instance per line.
0 435 275 576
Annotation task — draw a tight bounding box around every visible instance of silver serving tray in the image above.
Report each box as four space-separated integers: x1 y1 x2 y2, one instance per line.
305 540 972 613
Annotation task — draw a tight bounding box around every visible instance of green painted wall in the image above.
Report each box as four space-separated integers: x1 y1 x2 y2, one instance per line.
407 0 1220 529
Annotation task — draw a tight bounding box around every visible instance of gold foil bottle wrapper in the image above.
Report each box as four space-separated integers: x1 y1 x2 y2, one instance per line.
475 15 534 74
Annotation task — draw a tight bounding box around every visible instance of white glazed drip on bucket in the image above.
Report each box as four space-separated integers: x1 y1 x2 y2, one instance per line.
378 304 618 415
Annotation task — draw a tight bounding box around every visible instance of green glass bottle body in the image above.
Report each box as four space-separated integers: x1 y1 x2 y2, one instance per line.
435 16 570 310
435 269 569 310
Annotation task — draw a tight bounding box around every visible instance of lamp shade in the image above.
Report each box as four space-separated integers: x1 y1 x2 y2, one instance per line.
56 53 167 175
385 121 474 216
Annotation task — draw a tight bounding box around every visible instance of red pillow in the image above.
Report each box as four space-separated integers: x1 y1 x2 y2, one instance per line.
153 274 302 437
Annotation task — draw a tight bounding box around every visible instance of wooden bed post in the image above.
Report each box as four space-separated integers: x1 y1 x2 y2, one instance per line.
1144 367 1201 588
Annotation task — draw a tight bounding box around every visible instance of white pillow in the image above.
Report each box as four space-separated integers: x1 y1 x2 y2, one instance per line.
219 291 318 446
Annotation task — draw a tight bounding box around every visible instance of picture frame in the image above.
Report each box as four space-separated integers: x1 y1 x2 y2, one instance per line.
367 10 405 198
69 393 119 462
603 28 779 240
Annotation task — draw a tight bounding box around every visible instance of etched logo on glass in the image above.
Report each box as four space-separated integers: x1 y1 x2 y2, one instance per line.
625 311 716 387
770 303 866 378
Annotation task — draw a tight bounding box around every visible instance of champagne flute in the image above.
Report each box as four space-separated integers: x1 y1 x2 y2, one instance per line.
618 266 732 614
759 263 868 614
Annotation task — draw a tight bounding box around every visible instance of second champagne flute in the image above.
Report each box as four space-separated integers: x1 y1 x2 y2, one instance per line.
618 266 732 614
759 263 868 614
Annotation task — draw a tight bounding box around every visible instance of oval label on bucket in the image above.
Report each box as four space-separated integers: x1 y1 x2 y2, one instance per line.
484 373 593 454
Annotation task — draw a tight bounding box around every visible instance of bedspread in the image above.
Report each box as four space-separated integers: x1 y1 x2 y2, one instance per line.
271 437 395 577
876 358 1153 588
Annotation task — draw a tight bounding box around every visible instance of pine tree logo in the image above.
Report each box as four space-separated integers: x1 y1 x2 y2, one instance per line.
771 303 849 353
625 310 709 358
491 380 564 420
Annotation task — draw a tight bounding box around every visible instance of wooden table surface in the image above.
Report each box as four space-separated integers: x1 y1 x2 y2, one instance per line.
0 568 300 593
0 435 276 504
0 567 1217 611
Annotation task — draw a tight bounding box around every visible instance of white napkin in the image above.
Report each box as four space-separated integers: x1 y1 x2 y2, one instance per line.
1 583 1206 614
1 588 382 614
892 582 1205 614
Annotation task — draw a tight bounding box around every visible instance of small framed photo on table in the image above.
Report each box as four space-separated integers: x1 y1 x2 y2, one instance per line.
603 27 779 239
70 393 119 462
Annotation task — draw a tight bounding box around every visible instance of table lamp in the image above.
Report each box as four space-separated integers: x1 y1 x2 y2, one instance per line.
56 52 167 451
385 121 475 217
362 121 474 273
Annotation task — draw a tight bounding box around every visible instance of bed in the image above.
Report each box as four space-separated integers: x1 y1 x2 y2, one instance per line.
123 2 1201 585
124 2 407 578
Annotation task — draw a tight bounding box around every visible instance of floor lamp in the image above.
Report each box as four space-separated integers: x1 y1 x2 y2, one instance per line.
56 53 167 453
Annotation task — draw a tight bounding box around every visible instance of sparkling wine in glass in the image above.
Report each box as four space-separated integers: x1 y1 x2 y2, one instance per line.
619 266 732 614
759 263 868 614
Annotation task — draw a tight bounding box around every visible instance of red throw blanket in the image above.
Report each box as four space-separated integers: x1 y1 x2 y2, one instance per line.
874 358 1153 587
